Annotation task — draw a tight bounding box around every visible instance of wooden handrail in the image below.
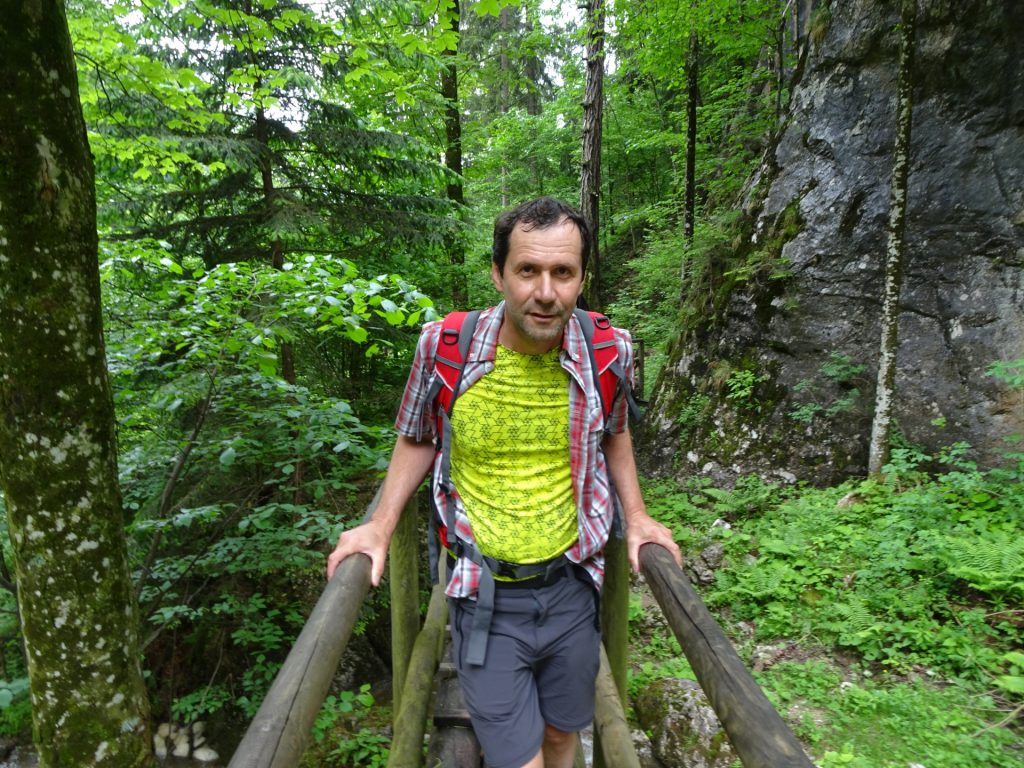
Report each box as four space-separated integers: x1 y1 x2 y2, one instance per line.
227 553 372 768
639 544 815 768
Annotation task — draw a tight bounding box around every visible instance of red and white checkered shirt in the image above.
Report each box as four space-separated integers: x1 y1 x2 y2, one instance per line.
394 302 634 599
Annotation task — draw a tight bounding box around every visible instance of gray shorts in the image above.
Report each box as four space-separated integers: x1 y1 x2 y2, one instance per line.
448 569 600 768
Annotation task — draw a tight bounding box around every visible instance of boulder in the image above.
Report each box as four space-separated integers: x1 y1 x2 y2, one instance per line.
643 0 1024 484
634 678 736 768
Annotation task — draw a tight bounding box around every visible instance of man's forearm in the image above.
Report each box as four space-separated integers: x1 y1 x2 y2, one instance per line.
369 434 437 538
602 428 646 521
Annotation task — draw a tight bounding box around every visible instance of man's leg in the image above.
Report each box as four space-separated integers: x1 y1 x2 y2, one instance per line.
541 724 577 768
516 725 576 768
533 575 598 768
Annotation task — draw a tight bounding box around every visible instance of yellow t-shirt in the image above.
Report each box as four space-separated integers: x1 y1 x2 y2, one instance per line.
449 345 577 564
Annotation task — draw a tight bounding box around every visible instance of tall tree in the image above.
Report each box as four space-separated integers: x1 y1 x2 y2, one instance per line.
868 0 918 475
580 0 606 309
442 0 468 308
684 26 700 244
0 0 153 764
74 0 452 275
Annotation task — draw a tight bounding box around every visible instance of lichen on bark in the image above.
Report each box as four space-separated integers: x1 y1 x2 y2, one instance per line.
0 1 153 765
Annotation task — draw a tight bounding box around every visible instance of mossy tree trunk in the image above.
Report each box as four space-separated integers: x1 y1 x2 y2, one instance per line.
580 0 605 311
442 0 468 309
868 0 917 476
0 1 153 765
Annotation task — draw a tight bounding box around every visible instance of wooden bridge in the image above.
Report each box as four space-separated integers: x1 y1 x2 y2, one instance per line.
226 493 815 768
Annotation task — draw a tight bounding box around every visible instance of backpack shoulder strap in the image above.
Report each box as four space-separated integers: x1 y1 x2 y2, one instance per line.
573 308 641 423
426 309 482 574
430 310 482 416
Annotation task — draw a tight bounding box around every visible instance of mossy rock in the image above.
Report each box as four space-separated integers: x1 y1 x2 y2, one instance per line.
634 678 735 768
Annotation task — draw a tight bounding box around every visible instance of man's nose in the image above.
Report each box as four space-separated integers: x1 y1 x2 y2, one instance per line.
535 272 556 303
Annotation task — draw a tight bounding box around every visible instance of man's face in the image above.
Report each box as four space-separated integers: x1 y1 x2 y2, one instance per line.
491 217 584 355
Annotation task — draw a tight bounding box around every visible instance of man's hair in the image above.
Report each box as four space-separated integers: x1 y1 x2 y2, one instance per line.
491 197 592 275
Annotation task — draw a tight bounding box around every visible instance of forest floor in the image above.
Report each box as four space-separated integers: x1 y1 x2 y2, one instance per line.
628 469 1024 768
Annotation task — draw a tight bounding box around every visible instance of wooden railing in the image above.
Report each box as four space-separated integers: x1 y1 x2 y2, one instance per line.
228 494 813 768
226 551 372 768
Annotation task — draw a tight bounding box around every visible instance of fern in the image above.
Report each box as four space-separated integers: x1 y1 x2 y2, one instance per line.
940 531 1024 597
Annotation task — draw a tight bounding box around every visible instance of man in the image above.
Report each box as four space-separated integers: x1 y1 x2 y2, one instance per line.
327 197 680 768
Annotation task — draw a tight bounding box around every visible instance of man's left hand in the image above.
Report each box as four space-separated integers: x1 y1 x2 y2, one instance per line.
624 511 682 573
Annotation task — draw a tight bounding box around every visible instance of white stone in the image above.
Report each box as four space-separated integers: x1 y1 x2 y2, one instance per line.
172 732 190 757
153 734 167 759
193 746 219 762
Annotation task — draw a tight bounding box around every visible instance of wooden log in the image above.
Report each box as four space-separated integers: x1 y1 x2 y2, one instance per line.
595 532 629 768
639 544 815 768
387 583 448 768
572 737 586 768
593 644 641 768
390 495 420 717
227 553 372 768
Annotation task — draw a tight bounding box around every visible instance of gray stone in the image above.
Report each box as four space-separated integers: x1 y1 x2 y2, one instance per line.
685 543 725 586
634 678 736 768
631 728 665 768
642 0 1024 484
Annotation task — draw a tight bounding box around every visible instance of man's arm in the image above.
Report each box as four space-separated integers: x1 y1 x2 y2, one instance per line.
326 435 436 585
602 428 682 573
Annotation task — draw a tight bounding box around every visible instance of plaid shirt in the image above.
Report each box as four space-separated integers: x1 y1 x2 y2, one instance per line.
395 302 634 599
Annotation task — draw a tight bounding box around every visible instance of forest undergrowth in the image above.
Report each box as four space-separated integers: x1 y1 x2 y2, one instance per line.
633 448 1024 768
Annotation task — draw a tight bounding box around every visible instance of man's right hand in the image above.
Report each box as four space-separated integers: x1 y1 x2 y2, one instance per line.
326 518 391 586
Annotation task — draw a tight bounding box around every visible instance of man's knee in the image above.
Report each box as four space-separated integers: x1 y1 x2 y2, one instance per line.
543 722 575 748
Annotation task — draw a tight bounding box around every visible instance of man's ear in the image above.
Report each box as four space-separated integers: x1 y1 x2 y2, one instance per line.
490 261 504 294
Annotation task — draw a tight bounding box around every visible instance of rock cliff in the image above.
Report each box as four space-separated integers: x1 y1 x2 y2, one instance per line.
642 0 1024 484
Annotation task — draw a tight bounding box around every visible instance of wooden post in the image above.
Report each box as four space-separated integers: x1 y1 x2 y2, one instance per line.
227 554 372 768
639 544 815 768
386 584 448 768
636 338 645 400
594 532 629 768
390 495 420 718
594 644 641 768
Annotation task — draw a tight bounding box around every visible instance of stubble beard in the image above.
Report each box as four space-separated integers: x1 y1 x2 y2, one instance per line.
507 301 571 351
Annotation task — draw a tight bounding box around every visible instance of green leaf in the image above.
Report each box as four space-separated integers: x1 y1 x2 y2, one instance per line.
219 446 237 466
474 0 502 16
160 257 183 275
995 674 1024 694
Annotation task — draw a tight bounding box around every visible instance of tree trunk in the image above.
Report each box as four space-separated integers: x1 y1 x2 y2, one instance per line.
684 28 699 244
0 2 153 765
442 0 467 308
867 0 917 475
580 0 606 311
498 3 514 208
